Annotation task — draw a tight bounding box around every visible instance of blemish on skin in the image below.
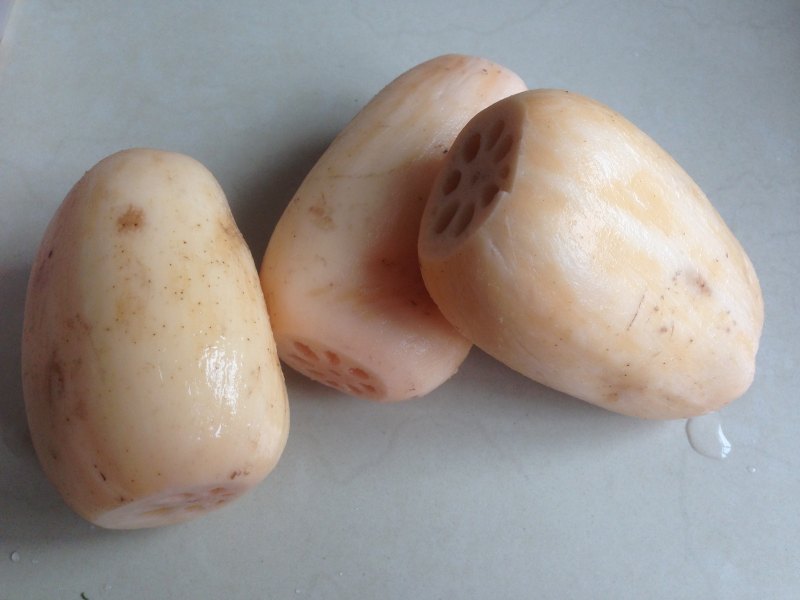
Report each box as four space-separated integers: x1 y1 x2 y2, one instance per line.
66 313 92 334
117 205 145 232
308 194 334 230
218 217 242 242
677 268 711 296
691 273 711 296
626 293 645 330
48 358 65 406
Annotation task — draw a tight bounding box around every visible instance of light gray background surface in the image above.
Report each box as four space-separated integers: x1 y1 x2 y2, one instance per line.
1 1 798 598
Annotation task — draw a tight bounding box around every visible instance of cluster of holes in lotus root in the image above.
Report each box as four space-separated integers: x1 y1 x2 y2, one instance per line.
141 486 237 518
286 340 381 398
433 119 515 237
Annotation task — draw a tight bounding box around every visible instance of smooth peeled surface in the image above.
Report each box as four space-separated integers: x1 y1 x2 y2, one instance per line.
419 90 764 419
22 149 289 528
261 54 526 401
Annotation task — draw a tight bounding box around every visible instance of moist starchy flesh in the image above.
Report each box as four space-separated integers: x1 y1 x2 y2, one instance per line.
261 54 526 401
418 90 764 419
22 149 289 528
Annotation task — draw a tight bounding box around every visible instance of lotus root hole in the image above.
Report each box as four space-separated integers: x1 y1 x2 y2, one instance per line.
462 133 481 163
434 202 459 234
293 341 318 362
451 203 476 237
349 367 370 380
481 183 500 207
495 134 514 162
486 120 505 150
442 169 462 195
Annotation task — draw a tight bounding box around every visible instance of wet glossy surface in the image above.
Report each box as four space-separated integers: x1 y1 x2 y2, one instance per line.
20 150 288 528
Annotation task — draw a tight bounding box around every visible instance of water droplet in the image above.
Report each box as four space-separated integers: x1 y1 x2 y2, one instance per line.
295 589 301 595
746 465 756 473
31 558 39 564
338 571 344 576
104 583 113 591
686 412 732 459
10 551 20 562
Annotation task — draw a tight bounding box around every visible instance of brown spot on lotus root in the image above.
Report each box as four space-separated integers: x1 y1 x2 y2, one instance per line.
48 359 65 406
308 195 334 230
117 205 145 232
691 273 711 296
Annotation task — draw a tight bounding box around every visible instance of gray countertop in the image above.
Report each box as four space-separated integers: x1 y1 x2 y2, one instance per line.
1 1 798 598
